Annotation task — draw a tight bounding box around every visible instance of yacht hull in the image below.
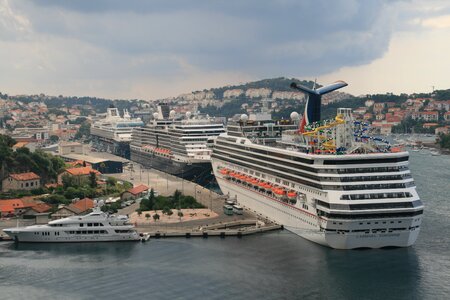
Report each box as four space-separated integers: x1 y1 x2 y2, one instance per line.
3 229 140 243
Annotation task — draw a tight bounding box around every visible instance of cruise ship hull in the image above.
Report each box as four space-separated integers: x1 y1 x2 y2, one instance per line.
131 149 214 186
91 135 131 159
213 162 421 250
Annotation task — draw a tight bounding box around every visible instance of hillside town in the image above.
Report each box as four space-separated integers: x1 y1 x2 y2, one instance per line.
1 78 450 223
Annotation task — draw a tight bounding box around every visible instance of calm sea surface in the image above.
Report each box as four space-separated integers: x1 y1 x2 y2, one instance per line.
1 150 449 300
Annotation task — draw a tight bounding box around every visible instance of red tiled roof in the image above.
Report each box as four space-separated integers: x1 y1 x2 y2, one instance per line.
9 172 40 181
65 167 101 176
67 160 91 167
0 199 24 214
127 184 149 196
68 198 94 213
31 202 52 213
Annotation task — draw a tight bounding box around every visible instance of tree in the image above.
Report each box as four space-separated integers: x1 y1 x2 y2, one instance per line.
106 177 117 186
137 209 142 217
177 211 183 221
62 174 77 188
49 135 59 144
167 209 173 218
89 172 97 188
145 213 151 220
162 206 170 215
64 187 78 200
153 213 160 222
75 121 91 140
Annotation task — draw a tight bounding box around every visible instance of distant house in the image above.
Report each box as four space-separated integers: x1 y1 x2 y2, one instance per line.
58 142 84 155
435 126 450 135
69 198 94 213
411 111 439 121
51 198 94 219
0 199 26 217
0 198 50 217
2 172 41 192
22 203 52 220
121 184 149 201
52 205 82 219
57 167 101 185
423 123 439 129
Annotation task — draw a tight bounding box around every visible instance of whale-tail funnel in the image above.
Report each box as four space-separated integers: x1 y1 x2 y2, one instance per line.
291 81 348 132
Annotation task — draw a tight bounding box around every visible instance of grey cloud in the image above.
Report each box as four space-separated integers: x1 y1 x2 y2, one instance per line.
10 0 396 76
3 0 450 98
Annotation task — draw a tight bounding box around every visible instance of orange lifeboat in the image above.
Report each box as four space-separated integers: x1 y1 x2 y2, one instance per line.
264 183 272 190
287 191 298 204
220 168 230 178
272 187 286 198
287 191 297 199
251 179 259 185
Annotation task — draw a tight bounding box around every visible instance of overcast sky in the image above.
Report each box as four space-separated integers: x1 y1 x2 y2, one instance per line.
1 0 449 99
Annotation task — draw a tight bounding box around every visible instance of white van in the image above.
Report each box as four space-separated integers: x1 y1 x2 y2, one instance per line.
232 205 243 215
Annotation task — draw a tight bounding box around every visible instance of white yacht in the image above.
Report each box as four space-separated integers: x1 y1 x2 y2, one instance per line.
211 81 423 249
3 208 140 243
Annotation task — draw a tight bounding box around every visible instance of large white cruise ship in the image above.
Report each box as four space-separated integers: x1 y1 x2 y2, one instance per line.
3 208 140 243
211 81 423 249
91 106 144 158
130 108 225 185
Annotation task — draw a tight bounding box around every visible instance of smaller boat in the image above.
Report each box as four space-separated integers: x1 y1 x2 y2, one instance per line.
3 207 140 243
430 151 441 156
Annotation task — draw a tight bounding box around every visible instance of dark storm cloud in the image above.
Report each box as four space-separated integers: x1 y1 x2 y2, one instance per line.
10 1 398 77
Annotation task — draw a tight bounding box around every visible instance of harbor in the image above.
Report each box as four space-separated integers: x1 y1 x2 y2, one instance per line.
0 152 283 241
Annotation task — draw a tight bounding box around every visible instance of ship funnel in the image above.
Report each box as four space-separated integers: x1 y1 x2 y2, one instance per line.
291 80 347 132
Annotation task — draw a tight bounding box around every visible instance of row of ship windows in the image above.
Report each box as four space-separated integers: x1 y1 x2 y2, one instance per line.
213 150 411 190
317 199 422 211
34 232 55 236
216 139 409 166
67 230 109 234
317 210 423 219
334 166 409 174
325 227 419 233
215 144 410 178
340 192 413 200
333 220 403 225
49 223 106 227
215 153 414 191
330 182 415 191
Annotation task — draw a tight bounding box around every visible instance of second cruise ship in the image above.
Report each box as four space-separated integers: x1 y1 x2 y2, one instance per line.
130 107 225 185
211 81 423 249
91 106 144 158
